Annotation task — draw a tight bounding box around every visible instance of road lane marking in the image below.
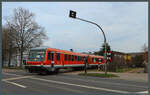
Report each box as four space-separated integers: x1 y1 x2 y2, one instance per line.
50 75 147 89
30 77 130 94
3 80 26 88
2 76 33 81
3 72 22 77
137 91 148 93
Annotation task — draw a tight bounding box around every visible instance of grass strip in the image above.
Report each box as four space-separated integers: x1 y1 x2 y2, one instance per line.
79 73 119 78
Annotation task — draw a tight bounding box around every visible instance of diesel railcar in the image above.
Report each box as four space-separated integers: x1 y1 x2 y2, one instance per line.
25 47 104 74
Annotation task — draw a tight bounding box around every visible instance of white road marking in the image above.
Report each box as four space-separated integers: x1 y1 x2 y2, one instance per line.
30 77 130 94
3 80 26 88
137 91 148 93
3 72 22 77
2 76 33 81
51 75 147 88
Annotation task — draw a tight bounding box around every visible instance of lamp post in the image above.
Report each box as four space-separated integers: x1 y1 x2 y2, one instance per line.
69 10 107 74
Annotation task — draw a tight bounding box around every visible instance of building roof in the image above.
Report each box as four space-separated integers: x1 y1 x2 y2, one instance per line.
111 51 125 55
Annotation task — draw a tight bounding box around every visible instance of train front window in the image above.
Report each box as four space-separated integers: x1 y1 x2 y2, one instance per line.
28 50 46 61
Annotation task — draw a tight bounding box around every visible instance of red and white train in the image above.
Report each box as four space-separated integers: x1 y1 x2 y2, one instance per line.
25 47 111 74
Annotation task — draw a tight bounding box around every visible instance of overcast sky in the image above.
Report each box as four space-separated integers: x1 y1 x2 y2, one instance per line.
2 2 148 53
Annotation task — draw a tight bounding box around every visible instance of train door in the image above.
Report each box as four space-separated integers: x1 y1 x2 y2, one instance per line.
64 54 68 66
50 52 55 68
60 53 64 66
56 53 61 66
47 51 51 65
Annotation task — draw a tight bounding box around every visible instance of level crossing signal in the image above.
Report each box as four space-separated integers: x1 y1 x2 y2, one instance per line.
106 51 111 63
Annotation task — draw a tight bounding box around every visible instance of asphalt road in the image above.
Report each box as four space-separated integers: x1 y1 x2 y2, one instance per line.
2 70 148 95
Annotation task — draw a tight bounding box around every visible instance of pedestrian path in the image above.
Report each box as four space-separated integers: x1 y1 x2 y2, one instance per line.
64 70 148 82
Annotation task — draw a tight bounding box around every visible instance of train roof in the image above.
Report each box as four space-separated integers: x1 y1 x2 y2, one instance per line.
47 48 87 56
30 47 103 58
30 46 50 50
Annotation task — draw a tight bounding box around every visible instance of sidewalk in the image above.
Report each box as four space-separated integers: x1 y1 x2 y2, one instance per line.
64 70 148 82
110 72 148 82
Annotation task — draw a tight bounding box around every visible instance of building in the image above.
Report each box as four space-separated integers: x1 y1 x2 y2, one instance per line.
111 51 126 64
96 50 147 71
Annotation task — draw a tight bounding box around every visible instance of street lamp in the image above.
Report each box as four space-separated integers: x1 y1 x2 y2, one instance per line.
69 10 108 75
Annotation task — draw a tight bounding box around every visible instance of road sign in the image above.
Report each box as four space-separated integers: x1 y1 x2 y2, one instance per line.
69 10 76 18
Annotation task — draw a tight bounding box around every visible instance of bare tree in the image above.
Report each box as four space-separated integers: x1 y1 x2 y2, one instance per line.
4 7 47 67
142 43 148 63
142 43 148 72
2 26 16 67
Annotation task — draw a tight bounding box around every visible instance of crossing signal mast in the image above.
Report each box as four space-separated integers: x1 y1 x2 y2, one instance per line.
69 10 108 75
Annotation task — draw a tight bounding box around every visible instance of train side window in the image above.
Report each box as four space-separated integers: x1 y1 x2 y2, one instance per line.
48 52 51 60
96 58 98 62
101 58 103 62
78 56 80 61
92 58 94 62
56 53 60 61
65 54 67 61
81 57 84 61
51 53 54 61
69 55 71 61
94 58 96 63
82 57 84 61
90 58 92 62
74 56 75 61
80 57 82 61
92 58 96 63
99 59 101 63
81 57 83 61
75 56 77 61
72 55 74 61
